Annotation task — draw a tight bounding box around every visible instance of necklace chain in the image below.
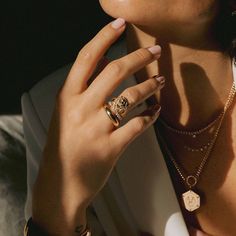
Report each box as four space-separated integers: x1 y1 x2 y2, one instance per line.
159 111 223 137
158 82 236 189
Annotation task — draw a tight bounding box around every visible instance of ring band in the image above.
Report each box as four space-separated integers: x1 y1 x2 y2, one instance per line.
104 95 130 127
104 105 120 127
109 95 130 119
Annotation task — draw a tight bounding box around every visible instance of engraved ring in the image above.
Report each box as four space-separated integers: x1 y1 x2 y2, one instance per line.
104 96 130 127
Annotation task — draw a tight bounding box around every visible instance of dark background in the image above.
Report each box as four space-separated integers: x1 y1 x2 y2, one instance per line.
0 1 111 114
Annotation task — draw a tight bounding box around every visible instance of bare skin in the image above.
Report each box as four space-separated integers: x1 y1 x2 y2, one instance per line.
99 0 236 235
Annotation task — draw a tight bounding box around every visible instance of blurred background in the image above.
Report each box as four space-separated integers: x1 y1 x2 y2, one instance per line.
0 0 111 114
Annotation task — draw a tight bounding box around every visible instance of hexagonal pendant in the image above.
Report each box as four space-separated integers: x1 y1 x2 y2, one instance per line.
182 190 200 212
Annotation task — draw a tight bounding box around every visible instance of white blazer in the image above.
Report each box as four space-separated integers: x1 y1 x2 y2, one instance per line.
21 37 236 236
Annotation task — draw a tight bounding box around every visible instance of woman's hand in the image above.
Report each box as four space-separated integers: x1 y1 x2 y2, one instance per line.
32 18 164 235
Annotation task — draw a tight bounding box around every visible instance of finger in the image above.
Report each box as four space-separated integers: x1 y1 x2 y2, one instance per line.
99 75 164 131
62 18 126 96
87 45 161 104
110 104 161 152
119 75 165 113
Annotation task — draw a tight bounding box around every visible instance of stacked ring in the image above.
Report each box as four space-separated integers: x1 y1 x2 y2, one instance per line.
104 105 121 127
104 95 130 127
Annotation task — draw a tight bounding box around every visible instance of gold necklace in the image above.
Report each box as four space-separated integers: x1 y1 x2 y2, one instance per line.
158 101 224 153
157 82 236 212
161 116 221 153
158 111 222 139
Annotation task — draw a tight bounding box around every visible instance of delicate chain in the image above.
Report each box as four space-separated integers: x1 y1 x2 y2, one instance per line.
184 141 212 153
158 111 223 137
158 82 236 188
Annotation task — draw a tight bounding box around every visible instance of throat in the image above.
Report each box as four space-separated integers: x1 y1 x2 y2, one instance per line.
126 26 234 130
142 48 233 131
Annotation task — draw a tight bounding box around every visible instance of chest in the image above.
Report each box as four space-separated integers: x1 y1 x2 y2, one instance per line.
166 105 236 235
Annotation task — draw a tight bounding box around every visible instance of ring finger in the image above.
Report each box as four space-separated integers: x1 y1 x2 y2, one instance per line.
101 75 165 129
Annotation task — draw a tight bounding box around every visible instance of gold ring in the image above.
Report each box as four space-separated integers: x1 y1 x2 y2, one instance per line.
104 95 130 127
108 96 130 120
104 105 120 127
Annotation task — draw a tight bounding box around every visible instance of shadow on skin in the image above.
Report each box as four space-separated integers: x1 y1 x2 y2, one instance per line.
181 63 235 233
150 41 235 234
126 28 235 234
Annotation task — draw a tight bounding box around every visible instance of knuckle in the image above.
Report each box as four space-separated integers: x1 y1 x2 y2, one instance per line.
106 61 124 76
100 29 112 41
123 88 141 104
78 47 92 62
148 79 159 90
135 48 150 61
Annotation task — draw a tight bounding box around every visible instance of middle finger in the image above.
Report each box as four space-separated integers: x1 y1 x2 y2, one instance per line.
120 75 165 112
86 45 161 104
99 75 165 130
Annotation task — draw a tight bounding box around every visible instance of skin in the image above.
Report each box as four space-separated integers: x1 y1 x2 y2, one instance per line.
32 20 164 235
31 1 236 235
99 0 236 235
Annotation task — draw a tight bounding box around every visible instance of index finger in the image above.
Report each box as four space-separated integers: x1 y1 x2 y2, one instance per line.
87 45 161 104
62 18 126 96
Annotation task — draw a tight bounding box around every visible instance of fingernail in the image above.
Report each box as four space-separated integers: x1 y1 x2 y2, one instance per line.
152 75 165 89
151 104 161 116
159 82 165 89
154 75 165 83
111 18 126 29
148 45 161 58
157 76 165 89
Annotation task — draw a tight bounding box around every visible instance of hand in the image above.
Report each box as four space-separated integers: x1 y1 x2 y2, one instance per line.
32 18 164 235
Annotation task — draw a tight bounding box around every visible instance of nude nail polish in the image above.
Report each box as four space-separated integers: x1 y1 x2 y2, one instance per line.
111 18 126 29
148 45 161 58
152 75 165 88
155 76 165 83
153 104 161 116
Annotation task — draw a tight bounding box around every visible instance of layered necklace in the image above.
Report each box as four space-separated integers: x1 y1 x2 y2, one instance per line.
157 82 236 212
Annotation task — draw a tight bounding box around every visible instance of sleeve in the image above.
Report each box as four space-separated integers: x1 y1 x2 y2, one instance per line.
21 92 106 236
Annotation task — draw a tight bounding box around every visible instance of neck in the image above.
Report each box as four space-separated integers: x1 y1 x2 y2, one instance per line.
126 24 233 129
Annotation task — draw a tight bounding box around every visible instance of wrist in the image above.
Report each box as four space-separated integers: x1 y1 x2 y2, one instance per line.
24 217 91 236
32 162 90 235
32 204 88 236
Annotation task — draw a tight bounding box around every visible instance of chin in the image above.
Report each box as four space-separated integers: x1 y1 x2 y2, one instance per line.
99 0 140 23
99 0 219 28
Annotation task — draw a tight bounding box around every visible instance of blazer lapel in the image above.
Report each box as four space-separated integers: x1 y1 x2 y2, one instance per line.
93 38 189 236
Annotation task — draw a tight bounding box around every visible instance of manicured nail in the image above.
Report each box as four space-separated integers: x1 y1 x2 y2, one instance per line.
154 75 165 83
152 75 165 88
148 45 161 58
157 76 165 87
159 81 165 89
152 104 161 116
111 18 126 29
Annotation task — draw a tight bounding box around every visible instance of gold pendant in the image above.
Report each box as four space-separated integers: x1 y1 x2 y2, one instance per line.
182 190 200 212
